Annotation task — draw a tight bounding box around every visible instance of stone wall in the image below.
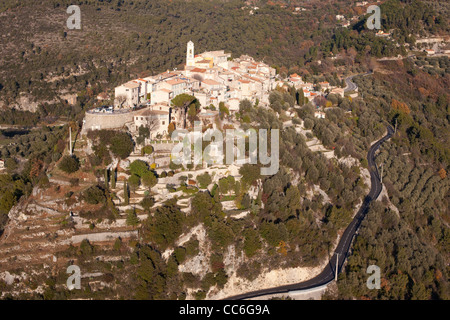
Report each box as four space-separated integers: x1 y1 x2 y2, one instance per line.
67 231 139 244
81 110 136 134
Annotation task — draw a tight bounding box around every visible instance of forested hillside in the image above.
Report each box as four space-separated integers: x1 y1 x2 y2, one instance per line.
332 55 449 300
0 0 447 119
0 0 448 301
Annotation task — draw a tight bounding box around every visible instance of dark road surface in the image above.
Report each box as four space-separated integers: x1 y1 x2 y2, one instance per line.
225 125 394 300
344 72 373 93
344 75 358 93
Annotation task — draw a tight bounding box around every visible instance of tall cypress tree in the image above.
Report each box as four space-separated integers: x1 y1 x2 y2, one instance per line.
297 89 305 106
104 168 109 189
111 168 116 189
124 181 129 205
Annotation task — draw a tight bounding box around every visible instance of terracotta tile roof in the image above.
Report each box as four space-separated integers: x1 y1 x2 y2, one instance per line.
202 79 221 86
166 79 186 85
191 68 207 73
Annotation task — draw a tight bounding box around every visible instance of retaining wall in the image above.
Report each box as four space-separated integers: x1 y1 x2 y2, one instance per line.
67 231 139 244
81 110 137 134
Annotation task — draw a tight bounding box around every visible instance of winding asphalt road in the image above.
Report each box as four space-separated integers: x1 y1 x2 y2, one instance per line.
344 72 373 93
344 75 358 93
225 125 395 300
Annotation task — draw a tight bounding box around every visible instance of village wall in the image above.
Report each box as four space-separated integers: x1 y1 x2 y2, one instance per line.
82 110 139 134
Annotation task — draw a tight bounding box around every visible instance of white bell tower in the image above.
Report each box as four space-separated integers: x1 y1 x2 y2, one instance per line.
186 41 195 67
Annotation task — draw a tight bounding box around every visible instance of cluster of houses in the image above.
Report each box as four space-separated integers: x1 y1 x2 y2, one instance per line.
110 41 278 138
334 13 362 28
114 41 277 112
277 73 345 99
274 73 346 119
96 41 347 140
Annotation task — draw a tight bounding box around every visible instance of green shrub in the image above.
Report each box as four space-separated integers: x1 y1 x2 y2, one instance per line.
142 145 154 155
109 132 134 159
128 174 141 191
303 118 314 129
243 228 262 257
141 195 154 210
58 155 80 174
174 247 187 264
201 272 216 291
129 160 149 177
214 269 228 288
141 171 157 188
197 172 212 189
82 185 106 204
126 210 140 226
194 290 206 300
185 238 200 257
79 239 94 256
113 238 122 251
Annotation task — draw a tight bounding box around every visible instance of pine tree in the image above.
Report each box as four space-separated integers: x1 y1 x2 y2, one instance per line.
126 209 140 226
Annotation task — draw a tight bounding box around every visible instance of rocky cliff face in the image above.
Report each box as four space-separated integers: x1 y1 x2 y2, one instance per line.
6 93 40 113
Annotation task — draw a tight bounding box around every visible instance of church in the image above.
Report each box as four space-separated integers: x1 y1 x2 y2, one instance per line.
185 40 231 70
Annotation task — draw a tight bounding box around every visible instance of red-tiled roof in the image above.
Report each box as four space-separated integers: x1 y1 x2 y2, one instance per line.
166 79 186 85
202 79 221 86
191 68 206 73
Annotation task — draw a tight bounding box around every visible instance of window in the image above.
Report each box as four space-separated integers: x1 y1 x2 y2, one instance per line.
162 121 165 125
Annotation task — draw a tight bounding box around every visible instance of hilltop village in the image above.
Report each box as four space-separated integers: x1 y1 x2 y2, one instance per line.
0 0 448 303
84 42 276 136
83 41 344 139
1 42 353 300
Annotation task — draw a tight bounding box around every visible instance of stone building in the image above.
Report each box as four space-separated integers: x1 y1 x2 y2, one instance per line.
133 109 170 139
